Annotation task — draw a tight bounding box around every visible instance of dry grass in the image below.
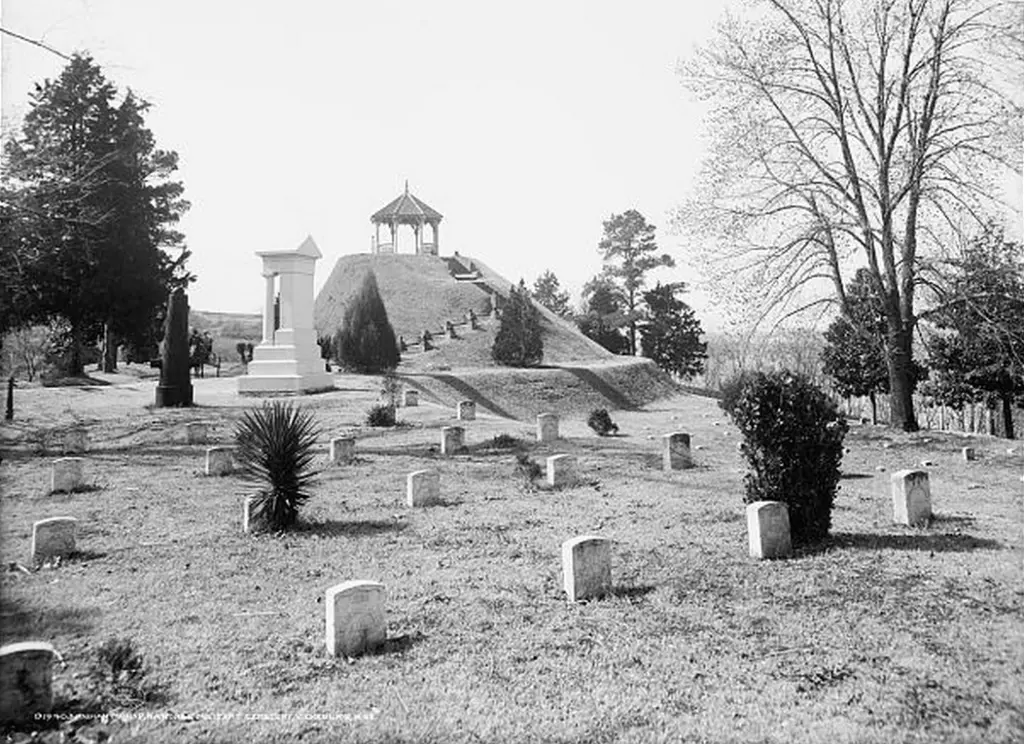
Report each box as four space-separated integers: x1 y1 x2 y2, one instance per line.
1 376 1022 743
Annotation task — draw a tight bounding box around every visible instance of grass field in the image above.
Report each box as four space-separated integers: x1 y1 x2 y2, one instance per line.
1 374 1022 743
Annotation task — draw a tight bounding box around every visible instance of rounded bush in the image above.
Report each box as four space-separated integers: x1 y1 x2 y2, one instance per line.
725 370 847 544
587 408 619 436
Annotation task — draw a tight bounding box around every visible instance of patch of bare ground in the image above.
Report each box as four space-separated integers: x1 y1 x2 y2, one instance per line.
1 378 1021 743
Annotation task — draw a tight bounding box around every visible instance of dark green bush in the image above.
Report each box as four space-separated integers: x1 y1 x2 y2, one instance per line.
718 371 755 417
587 408 619 436
366 403 396 427
86 637 165 709
724 370 848 544
334 271 400 373
492 280 543 367
234 401 319 531
514 452 543 489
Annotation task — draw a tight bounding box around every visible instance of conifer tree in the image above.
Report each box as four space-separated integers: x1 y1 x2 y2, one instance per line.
492 281 543 367
333 272 400 373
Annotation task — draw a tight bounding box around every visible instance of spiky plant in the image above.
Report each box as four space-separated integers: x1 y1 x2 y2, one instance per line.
234 401 320 531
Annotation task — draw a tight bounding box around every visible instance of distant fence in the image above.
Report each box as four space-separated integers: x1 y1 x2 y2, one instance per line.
842 394 1022 438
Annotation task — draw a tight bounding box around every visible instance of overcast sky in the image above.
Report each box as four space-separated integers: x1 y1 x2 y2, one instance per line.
2 0 729 322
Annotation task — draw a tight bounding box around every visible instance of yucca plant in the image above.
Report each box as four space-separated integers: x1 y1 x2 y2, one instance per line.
234 400 320 531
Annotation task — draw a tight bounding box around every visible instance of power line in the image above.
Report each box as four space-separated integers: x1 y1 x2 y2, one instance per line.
1 27 71 61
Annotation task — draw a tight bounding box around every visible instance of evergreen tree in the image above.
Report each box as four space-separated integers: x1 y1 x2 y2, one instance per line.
597 210 674 355
821 268 890 424
492 280 543 367
2 54 190 376
639 282 707 379
334 271 400 373
577 277 629 354
924 223 1024 439
531 270 572 318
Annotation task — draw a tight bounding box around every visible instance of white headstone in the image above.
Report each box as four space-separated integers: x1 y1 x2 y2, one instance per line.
403 389 419 407
206 446 235 476
892 469 931 526
51 458 84 494
663 432 693 471
31 517 78 566
0 642 57 724
406 470 441 507
441 426 464 455
62 428 88 455
746 501 792 559
457 401 476 421
330 437 355 465
536 413 559 443
962 447 975 462
561 536 612 602
325 580 386 658
186 422 209 444
547 454 576 487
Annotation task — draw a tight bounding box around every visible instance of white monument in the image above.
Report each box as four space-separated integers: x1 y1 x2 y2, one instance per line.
239 236 334 394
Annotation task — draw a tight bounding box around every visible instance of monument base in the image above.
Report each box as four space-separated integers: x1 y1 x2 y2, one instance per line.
237 372 334 396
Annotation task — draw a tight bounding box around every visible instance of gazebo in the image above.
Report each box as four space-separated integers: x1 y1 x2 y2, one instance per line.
371 181 442 255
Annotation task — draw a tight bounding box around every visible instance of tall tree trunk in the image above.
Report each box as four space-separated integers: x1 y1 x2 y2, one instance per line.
869 391 878 426
102 321 118 373
885 325 918 432
1002 392 1015 440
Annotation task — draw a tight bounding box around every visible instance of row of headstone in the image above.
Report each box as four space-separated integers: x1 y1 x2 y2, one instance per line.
744 470 937 560
457 401 475 421
31 517 77 567
206 446 235 476
323 534 615 658
51 458 85 493
63 428 88 454
0 642 59 723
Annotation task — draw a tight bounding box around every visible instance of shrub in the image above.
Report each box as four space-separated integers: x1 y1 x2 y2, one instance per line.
366 403 396 427
718 371 755 417
514 452 543 489
487 433 523 450
234 401 319 531
587 408 619 436
86 637 164 709
724 370 848 544
380 369 401 409
334 271 400 373
492 280 543 367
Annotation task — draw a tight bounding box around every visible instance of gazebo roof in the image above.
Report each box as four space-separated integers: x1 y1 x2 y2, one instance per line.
371 181 443 225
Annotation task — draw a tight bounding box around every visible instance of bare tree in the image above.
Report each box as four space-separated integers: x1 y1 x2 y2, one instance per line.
677 0 1023 431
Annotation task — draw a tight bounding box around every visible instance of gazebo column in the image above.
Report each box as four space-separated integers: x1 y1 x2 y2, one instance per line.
390 223 397 253
433 222 440 254
414 223 422 254
262 273 276 343
374 223 380 253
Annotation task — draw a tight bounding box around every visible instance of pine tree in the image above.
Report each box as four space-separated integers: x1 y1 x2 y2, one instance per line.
334 272 400 373
492 281 543 367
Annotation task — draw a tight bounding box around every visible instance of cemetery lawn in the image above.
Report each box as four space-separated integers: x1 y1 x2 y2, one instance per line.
1 374 1022 743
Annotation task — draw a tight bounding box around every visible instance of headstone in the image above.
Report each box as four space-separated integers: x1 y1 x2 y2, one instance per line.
206 446 235 476
51 458 84 494
330 437 355 465
0 642 58 724
561 536 612 602
457 401 476 421
962 447 976 462
63 428 88 454
662 432 693 471
536 413 559 443
441 426 464 455
891 469 931 526
325 580 386 658
403 389 419 407
31 517 78 566
746 501 792 559
446 322 457 339
186 422 208 444
547 454 576 487
406 470 441 507
421 331 433 351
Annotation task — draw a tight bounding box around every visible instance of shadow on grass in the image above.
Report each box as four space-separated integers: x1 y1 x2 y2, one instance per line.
292 519 408 538
0 595 102 639
610 585 657 601
374 631 425 656
814 530 1002 554
930 513 978 527
559 365 639 411
840 472 875 480
416 373 518 420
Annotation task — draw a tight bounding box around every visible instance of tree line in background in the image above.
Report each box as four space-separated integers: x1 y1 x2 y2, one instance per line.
1 54 191 379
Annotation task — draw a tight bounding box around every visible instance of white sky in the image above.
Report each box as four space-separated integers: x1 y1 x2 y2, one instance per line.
1 0 729 323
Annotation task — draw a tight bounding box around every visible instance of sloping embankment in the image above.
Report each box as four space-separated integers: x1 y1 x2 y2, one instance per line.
398 357 681 421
